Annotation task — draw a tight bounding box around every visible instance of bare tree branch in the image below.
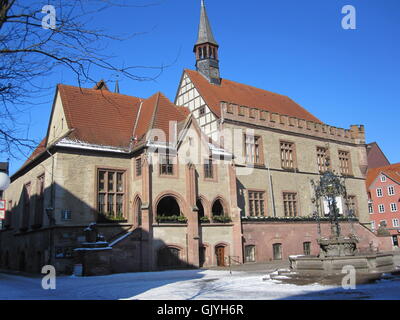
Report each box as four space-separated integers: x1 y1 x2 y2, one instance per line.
0 0 168 159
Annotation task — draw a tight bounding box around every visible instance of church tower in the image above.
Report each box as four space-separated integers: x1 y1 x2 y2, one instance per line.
194 0 220 85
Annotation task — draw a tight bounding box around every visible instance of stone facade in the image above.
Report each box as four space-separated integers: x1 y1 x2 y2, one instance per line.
0 1 394 276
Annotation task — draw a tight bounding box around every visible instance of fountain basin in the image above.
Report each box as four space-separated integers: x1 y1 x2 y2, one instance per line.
289 252 395 276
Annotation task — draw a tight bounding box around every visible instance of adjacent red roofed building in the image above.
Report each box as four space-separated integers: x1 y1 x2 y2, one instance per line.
367 142 390 169
366 163 400 247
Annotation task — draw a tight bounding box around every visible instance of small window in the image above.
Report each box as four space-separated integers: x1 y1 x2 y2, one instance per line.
393 236 399 247
61 210 72 221
303 242 311 256
378 204 385 213
338 150 352 176
376 188 383 197
368 203 373 214
391 203 398 212
244 245 256 263
199 106 206 117
388 186 395 196
160 154 175 176
380 175 387 182
392 219 399 228
204 158 214 179
136 158 142 177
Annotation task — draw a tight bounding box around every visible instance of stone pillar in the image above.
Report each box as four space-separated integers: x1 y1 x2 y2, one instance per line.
227 161 243 263
140 152 154 271
185 163 200 268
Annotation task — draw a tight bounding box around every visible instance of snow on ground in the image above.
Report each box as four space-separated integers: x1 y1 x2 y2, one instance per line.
1 269 400 300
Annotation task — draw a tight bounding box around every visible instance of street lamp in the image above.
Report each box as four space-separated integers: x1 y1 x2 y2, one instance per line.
0 172 10 191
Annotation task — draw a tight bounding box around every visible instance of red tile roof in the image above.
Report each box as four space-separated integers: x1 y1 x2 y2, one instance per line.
366 163 400 189
133 92 189 143
184 69 322 123
58 84 143 148
22 138 47 168
18 85 191 175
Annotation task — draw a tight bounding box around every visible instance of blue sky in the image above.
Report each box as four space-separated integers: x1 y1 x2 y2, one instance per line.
4 0 400 174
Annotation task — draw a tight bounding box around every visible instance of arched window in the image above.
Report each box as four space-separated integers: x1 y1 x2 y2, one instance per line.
135 198 142 226
197 199 205 218
157 196 181 217
157 246 182 268
212 199 224 217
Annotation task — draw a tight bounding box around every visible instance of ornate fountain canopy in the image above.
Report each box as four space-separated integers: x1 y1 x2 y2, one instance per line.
312 171 346 199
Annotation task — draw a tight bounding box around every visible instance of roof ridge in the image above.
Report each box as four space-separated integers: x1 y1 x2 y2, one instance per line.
57 83 144 100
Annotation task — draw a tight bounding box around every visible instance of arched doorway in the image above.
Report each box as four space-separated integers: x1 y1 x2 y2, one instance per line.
157 196 181 217
215 245 226 267
157 246 182 269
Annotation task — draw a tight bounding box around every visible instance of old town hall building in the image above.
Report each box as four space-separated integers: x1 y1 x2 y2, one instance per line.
0 2 392 274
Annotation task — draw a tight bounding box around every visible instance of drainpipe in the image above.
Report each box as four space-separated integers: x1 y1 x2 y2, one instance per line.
46 149 56 266
265 154 276 217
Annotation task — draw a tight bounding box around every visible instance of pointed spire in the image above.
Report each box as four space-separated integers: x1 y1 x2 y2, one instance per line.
114 79 120 94
196 0 218 46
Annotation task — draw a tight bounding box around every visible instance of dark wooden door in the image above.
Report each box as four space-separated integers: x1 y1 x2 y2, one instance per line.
216 246 225 267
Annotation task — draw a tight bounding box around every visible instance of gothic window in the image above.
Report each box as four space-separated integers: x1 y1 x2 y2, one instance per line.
157 196 181 217
212 199 224 217
197 199 205 219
